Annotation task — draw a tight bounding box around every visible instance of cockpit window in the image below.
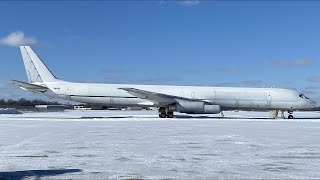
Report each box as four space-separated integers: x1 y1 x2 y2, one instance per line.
299 94 309 99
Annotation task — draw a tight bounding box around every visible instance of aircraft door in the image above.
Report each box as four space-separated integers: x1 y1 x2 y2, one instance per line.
191 92 195 99
65 87 71 101
267 94 272 108
109 89 114 105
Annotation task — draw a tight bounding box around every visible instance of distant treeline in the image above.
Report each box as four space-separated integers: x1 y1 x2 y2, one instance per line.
0 98 63 109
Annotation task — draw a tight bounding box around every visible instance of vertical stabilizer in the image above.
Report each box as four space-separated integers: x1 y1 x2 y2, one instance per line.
20 46 58 83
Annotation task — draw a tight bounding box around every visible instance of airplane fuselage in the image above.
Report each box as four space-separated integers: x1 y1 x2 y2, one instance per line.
41 81 316 111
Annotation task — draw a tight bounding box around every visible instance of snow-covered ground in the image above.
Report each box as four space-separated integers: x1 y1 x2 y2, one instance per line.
0 110 320 179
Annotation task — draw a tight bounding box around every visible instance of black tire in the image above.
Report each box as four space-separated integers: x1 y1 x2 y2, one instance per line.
159 113 166 118
167 112 174 118
288 115 294 119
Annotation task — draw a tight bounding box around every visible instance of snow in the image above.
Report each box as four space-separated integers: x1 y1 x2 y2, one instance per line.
0 110 320 179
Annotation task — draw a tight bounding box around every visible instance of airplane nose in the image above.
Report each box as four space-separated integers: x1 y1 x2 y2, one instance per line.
310 100 317 108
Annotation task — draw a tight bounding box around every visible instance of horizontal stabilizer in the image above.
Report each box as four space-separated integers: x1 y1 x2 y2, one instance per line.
11 80 48 92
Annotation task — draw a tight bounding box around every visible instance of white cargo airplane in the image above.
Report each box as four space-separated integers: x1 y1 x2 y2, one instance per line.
12 46 316 119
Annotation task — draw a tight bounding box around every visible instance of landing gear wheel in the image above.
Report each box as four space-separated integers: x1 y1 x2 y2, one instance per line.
167 112 174 118
159 113 166 118
288 115 294 119
159 107 167 118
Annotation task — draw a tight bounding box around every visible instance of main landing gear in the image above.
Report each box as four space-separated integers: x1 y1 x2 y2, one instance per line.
159 107 174 118
270 110 295 119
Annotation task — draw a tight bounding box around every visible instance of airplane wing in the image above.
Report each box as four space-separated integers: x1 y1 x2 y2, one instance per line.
11 80 48 93
119 87 210 106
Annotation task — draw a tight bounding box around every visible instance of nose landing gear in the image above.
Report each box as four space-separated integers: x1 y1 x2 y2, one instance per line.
288 111 294 119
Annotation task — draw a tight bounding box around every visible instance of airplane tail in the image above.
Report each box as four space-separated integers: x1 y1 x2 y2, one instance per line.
20 46 58 83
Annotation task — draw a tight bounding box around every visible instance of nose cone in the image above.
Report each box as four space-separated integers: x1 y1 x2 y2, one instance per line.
306 99 317 109
301 99 317 110
311 100 317 108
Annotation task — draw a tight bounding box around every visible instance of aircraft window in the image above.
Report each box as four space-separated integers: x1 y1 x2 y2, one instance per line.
299 94 309 99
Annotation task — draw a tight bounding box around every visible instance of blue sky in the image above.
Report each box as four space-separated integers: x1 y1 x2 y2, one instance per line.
1 1 320 102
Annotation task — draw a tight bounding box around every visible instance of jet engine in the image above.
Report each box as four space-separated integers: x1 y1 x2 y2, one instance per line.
168 101 221 114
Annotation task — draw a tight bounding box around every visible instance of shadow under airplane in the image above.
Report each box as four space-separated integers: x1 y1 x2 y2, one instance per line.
0 169 82 180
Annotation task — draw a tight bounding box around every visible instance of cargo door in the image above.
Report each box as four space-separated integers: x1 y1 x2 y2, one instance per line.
267 94 272 108
191 92 196 99
65 87 71 101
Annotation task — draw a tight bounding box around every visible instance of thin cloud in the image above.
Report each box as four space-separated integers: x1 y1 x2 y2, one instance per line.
101 68 128 84
0 82 72 103
304 86 320 90
183 69 201 75
215 80 263 87
71 35 81 40
179 0 200 7
302 89 317 95
103 75 182 85
306 76 320 83
157 0 168 6
241 80 263 86
0 82 16 90
133 75 182 84
215 82 239 87
102 68 124 75
0 82 36 100
0 31 38 47
219 66 240 73
264 59 312 67
101 68 183 85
